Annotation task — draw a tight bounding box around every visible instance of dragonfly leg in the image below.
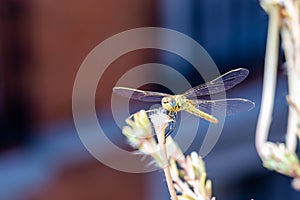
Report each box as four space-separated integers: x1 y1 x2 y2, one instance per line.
164 111 177 138
165 120 176 138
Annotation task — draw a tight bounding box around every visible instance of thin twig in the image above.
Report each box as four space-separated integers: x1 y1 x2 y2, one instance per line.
157 126 178 200
256 3 280 157
286 95 300 140
283 1 300 152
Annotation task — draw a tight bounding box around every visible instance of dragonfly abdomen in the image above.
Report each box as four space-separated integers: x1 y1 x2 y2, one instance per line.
185 101 218 124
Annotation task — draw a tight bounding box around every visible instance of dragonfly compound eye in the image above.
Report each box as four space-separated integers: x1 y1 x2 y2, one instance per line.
169 98 177 108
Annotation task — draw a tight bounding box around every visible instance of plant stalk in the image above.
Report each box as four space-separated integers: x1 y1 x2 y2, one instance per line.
157 127 178 200
285 1 300 152
255 4 280 157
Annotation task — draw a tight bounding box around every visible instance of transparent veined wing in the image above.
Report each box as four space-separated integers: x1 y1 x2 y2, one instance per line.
113 86 171 102
189 98 255 116
184 68 249 98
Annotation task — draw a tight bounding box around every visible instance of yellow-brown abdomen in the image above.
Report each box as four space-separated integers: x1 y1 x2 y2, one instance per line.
185 101 218 124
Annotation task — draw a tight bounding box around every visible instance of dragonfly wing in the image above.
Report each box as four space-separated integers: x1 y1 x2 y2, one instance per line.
113 86 170 102
189 98 255 116
184 68 249 98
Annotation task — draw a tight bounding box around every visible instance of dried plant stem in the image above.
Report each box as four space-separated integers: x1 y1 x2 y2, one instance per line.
255 4 280 157
123 109 214 199
157 127 178 200
286 96 300 141
283 1 300 152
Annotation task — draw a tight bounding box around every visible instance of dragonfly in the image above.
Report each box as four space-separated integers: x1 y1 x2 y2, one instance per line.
113 68 255 136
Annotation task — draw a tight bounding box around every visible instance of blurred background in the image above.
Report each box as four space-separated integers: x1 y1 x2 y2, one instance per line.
0 0 299 199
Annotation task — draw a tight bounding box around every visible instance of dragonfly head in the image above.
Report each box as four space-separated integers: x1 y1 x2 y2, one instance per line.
161 96 177 111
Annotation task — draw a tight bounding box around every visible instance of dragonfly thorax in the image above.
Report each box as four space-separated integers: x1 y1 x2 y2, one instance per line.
161 95 186 112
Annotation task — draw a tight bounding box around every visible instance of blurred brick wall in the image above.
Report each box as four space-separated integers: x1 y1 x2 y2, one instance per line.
25 160 146 200
17 1 158 199
0 0 33 149
28 0 157 127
